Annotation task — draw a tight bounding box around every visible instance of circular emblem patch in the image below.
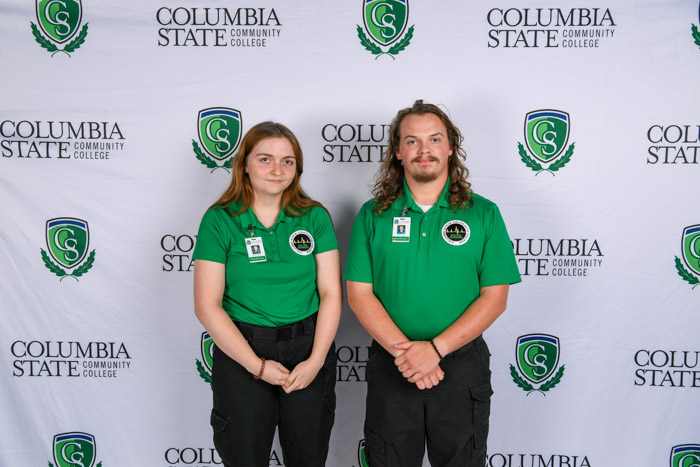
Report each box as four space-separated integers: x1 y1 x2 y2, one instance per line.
289 230 315 255
441 220 470 246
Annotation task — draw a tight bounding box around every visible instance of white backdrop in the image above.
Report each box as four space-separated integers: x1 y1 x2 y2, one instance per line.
1 1 699 466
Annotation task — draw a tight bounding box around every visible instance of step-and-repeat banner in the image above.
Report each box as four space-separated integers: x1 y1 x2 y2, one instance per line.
1 1 699 466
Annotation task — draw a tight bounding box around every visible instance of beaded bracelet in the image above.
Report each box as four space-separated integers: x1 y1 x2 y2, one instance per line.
253 357 266 380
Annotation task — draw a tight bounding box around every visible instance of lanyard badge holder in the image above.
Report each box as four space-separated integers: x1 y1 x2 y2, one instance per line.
392 206 411 243
245 224 267 263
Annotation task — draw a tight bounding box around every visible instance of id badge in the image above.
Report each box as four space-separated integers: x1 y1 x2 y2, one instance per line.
392 217 411 242
245 237 266 263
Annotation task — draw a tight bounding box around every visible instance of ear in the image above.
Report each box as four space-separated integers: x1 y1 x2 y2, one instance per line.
395 152 402 161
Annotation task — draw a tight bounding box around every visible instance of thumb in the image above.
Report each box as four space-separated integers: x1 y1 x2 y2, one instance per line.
393 341 412 350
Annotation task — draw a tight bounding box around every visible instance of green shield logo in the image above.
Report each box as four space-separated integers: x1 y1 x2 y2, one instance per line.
358 439 369 467
53 432 96 467
516 334 559 384
46 218 89 269
36 0 82 44
671 445 700 467
363 0 408 46
524 110 570 163
198 108 242 161
682 225 700 276
201 332 215 373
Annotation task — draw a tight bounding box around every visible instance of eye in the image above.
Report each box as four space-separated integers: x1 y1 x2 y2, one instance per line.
406 139 416 145
432 137 441 143
259 157 269 163
283 159 295 166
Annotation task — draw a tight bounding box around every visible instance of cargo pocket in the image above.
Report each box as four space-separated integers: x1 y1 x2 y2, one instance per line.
363 426 387 467
210 409 234 465
470 379 493 448
471 427 489 467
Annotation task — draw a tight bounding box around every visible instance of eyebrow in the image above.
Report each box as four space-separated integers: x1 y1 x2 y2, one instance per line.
403 132 444 140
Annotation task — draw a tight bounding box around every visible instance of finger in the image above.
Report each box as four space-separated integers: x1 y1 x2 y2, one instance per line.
393 342 411 350
429 373 439 386
415 379 426 390
422 377 433 389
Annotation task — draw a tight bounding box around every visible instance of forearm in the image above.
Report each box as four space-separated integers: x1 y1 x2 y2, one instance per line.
346 281 407 357
432 284 510 357
308 288 342 365
194 304 261 375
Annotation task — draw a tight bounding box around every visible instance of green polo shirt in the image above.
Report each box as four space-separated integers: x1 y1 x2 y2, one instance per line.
193 202 338 326
345 179 521 341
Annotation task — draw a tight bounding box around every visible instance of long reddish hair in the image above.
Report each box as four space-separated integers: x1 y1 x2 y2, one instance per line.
211 121 322 216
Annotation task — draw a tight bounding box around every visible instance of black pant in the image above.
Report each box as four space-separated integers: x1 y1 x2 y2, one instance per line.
364 336 493 467
210 317 336 467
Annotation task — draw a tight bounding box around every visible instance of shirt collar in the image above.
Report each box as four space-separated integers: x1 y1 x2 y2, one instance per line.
392 178 451 213
237 202 290 232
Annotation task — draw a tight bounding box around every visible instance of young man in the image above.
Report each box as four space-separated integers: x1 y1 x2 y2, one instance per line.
345 100 521 466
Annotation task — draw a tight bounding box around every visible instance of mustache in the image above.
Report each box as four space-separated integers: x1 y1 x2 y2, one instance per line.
410 155 440 163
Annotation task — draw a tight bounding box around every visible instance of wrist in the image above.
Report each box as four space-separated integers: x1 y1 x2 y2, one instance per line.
430 339 445 360
253 357 266 380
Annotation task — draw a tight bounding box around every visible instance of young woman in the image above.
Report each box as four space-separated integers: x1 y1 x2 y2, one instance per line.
193 121 341 467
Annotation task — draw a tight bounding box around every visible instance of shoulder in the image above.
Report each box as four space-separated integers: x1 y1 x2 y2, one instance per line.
470 193 496 208
466 193 500 215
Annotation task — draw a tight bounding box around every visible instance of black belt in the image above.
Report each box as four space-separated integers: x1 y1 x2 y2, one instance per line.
235 313 317 341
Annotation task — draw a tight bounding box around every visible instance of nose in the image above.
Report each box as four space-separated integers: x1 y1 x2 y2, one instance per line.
270 161 283 175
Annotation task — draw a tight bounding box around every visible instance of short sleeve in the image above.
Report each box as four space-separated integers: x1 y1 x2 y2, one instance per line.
192 208 228 264
478 203 522 287
344 202 374 283
311 207 338 254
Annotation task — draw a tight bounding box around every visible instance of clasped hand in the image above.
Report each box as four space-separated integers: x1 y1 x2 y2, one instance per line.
393 341 444 390
258 358 323 394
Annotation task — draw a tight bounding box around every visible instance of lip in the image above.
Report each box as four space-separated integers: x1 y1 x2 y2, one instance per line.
267 179 286 184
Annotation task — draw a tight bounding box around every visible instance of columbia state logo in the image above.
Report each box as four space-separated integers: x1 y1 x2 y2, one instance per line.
31 0 89 57
441 221 470 245
518 110 576 176
192 107 242 173
49 432 103 467
357 0 414 59
290 230 314 255
692 4 700 50
357 439 369 467
196 331 214 384
510 334 566 396
670 444 700 467
41 217 96 281
675 224 700 290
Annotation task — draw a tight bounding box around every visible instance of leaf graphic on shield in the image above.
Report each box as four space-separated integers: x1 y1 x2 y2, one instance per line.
46 218 89 269
524 110 570 163
670 444 700 467
201 331 215 373
53 432 96 467
516 334 560 384
198 108 242 161
363 0 408 46
682 225 700 277
36 0 82 44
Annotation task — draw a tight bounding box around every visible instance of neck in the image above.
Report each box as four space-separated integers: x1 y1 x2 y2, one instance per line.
251 193 283 228
404 174 447 205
